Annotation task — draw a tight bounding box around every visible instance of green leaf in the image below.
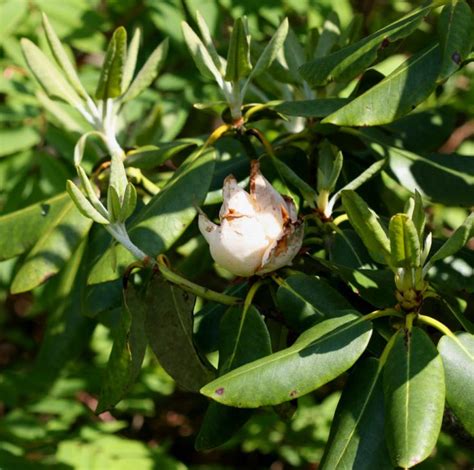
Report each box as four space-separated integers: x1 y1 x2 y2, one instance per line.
383 327 445 468
246 18 288 80
276 273 353 331
438 332 474 436
299 4 431 86
322 43 441 126
145 276 215 391
411 190 426 241
0 127 40 158
124 140 199 170
66 180 110 224
121 38 169 103
272 98 349 118
74 130 105 166
120 183 137 221
42 13 89 99
107 185 122 223
225 17 252 82
196 305 271 450
88 149 216 284
10 200 93 294
438 0 473 81
317 140 343 193
428 212 474 266
389 214 421 268
0 192 71 261
95 27 127 100
76 166 109 218
314 11 341 59
20 38 83 107
200 313 372 407
341 190 391 265
181 21 224 84
121 28 141 92
96 282 147 413
195 10 224 73
320 358 392 470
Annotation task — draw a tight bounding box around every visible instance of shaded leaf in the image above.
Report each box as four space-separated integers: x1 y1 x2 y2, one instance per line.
0 127 40 158
225 18 251 82
383 327 445 468
201 313 372 407
272 98 348 118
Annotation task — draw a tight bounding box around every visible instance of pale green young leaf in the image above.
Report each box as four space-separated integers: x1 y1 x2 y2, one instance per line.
74 130 105 166
341 190 391 265
121 38 169 103
121 28 141 92
389 213 421 268
225 17 252 82
196 10 224 73
41 13 89 100
66 180 110 225
21 38 83 108
107 185 122 223
95 26 127 100
412 190 426 241
120 182 137 222
76 165 108 218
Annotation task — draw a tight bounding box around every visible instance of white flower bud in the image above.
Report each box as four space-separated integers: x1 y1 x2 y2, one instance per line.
199 160 304 277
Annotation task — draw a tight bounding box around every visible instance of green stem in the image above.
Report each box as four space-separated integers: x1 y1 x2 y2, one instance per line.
417 314 456 338
362 308 403 322
157 257 241 306
243 279 265 314
378 330 400 368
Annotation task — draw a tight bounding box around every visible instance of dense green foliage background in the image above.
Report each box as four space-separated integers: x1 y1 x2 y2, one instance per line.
0 0 473 468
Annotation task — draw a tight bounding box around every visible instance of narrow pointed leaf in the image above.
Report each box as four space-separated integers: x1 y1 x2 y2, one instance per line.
383 327 445 468
120 182 137 221
11 200 93 293
412 190 426 241
95 27 127 100
225 18 252 81
121 28 141 92
341 190 391 265
201 313 372 408
322 43 441 126
41 13 89 99
107 185 122 223
121 38 169 103
389 214 421 268
196 305 271 450
21 38 83 107
96 282 147 413
66 180 110 224
248 18 288 79
76 166 108 218
74 130 105 166
321 358 392 470
299 4 431 86
317 140 343 193
438 332 474 436
314 11 341 59
196 10 224 72
428 212 474 265
145 277 215 391
0 192 70 261
438 0 473 81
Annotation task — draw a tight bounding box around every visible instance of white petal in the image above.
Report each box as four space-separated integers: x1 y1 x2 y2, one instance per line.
209 217 269 277
219 175 256 220
198 213 218 245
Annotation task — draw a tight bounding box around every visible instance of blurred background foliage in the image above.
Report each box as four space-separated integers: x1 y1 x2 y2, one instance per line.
0 0 473 468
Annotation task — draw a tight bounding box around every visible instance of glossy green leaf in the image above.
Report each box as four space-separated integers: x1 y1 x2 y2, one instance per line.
438 332 474 436
0 192 71 261
428 212 474 266
246 18 288 80
88 148 216 284
383 327 445 468
196 305 271 450
320 358 392 470
21 38 83 107
341 190 391 265
11 200 93 293
299 4 430 86
389 214 421 268
42 13 89 99
438 0 473 81
66 180 110 224
225 18 251 82
322 43 441 126
95 27 127 100
201 313 372 408
121 28 141 92
96 282 147 413
272 98 348 118
145 276 215 391
276 273 353 331
121 38 169 103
